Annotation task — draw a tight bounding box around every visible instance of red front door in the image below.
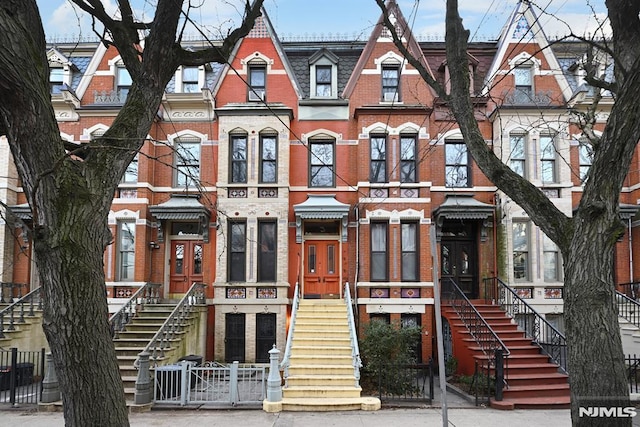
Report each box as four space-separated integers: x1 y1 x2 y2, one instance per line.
304 240 340 298
170 240 204 294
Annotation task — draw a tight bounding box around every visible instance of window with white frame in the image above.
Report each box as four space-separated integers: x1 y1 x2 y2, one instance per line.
248 64 266 101
540 135 556 183
116 65 132 99
174 137 201 188
382 64 400 102
230 134 248 183
309 51 338 99
514 66 532 97
117 221 135 281
510 134 526 177
50 67 65 93
401 222 418 281
260 133 277 183
579 141 593 183
309 139 335 187
445 140 469 187
543 234 560 282
400 135 417 183
181 66 200 93
512 221 529 281
370 135 387 183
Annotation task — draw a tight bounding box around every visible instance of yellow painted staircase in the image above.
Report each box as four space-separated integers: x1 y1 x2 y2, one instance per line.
281 299 380 411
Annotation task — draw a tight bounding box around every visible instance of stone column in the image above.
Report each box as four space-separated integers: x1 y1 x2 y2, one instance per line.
134 352 153 405
263 345 283 412
40 353 61 403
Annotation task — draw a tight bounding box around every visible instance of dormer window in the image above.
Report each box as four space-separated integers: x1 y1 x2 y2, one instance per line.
50 67 65 93
382 64 400 102
315 66 332 97
248 65 266 102
181 66 200 93
309 49 339 99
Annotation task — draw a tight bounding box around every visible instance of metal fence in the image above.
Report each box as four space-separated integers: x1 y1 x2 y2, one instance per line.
627 354 640 394
0 348 45 406
370 362 434 403
154 361 266 407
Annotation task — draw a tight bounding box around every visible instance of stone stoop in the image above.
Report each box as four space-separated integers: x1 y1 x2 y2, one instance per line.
113 302 183 401
443 301 570 410
0 305 45 350
281 299 380 412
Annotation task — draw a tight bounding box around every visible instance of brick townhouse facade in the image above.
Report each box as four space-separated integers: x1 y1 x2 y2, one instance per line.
1 0 637 366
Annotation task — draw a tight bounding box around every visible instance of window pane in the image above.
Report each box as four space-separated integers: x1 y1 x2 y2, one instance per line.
258 222 276 282
229 222 246 281
174 243 184 275
371 223 386 252
316 66 331 84
183 66 199 82
371 253 387 280
514 68 531 86
231 136 247 183
250 67 265 87
193 244 202 274
512 222 528 280
310 141 334 187
316 84 331 97
118 222 135 280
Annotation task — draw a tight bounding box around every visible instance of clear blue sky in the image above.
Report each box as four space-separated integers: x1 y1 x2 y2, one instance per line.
35 0 608 42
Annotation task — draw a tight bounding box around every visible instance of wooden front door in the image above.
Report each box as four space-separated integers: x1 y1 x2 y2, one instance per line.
169 240 204 294
441 239 477 298
304 240 340 298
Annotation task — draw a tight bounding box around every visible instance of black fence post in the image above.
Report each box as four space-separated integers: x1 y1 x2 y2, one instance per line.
495 349 504 402
9 347 17 406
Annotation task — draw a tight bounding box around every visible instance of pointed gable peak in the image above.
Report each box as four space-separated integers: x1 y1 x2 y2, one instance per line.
500 1 546 44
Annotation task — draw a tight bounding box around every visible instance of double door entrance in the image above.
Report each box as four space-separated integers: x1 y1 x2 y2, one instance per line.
303 240 340 298
169 240 203 294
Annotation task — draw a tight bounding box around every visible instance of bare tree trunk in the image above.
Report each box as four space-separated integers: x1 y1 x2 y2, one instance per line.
36 206 129 425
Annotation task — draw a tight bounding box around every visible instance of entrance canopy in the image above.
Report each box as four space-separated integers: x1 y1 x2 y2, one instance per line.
433 194 495 241
150 194 211 242
293 194 350 242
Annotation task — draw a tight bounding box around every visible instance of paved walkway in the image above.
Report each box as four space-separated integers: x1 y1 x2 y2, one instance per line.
2 406 573 427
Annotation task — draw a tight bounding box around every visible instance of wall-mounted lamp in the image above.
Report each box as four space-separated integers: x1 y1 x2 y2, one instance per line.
149 241 160 250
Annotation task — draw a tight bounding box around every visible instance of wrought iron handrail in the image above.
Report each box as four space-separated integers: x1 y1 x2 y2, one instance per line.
484 277 567 374
0 285 41 339
618 281 640 300
134 282 206 368
109 282 161 339
442 278 511 361
616 290 640 329
344 282 362 387
279 281 300 386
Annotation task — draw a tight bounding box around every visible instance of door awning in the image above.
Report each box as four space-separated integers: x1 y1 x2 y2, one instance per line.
149 194 211 242
293 194 351 242
433 194 495 241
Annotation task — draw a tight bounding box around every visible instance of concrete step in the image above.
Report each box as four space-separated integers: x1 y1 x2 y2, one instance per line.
288 365 356 376
502 383 571 399
280 397 380 412
282 385 362 399
286 374 357 387
291 345 352 356
289 355 353 365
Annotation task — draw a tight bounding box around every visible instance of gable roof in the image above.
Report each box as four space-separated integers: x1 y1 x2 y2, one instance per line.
210 3 303 99
483 0 572 102
342 0 437 99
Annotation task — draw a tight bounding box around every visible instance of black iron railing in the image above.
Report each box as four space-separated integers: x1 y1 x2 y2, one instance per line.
483 277 567 374
616 291 640 329
618 282 640 300
0 286 41 340
0 347 45 406
109 282 161 339
374 361 434 403
442 278 509 400
627 354 640 394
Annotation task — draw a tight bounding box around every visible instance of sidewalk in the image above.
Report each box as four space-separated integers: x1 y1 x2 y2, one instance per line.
2 406 572 427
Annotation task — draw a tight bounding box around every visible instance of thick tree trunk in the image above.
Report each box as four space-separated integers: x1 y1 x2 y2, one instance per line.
565 214 630 426
35 204 129 426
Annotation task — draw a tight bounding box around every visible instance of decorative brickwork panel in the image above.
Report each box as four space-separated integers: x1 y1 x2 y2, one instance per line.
257 287 277 299
228 188 247 198
515 287 533 299
544 287 563 299
401 288 420 298
226 287 246 299
370 288 390 298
